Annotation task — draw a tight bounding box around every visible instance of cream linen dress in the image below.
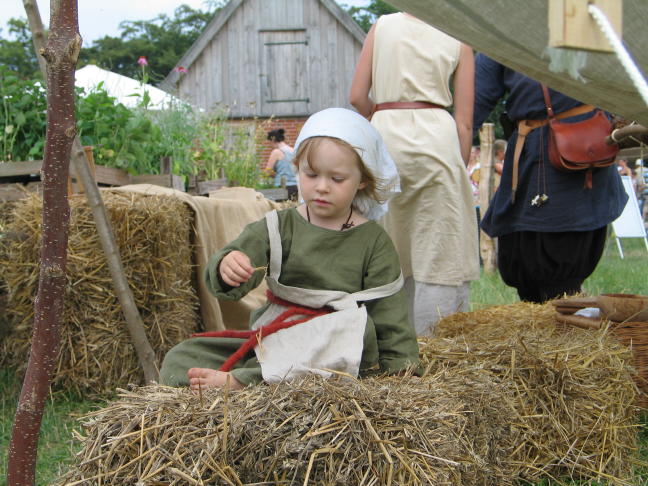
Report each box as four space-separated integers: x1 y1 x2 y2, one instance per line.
371 13 479 290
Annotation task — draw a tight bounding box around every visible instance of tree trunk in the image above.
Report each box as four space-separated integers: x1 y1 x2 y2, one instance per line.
6 1 80 485
22 0 159 384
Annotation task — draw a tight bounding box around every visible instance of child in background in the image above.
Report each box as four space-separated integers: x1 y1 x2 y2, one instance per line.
160 108 420 390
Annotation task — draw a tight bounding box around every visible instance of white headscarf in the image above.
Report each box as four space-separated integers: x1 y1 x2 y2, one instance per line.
294 108 400 220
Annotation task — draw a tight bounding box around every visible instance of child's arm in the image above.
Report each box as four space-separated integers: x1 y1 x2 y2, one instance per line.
205 217 271 300
364 233 420 374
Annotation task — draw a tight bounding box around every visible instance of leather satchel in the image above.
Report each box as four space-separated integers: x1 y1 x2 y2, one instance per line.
542 84 618 187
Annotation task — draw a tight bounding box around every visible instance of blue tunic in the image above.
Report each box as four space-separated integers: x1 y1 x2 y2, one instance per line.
473 54 627 238
273 148 297 187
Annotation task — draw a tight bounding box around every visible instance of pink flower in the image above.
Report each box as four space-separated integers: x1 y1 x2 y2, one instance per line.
137 56 148 67
174 66 188 74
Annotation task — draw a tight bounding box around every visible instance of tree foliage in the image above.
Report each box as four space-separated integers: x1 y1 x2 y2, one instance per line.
0 18 42 79
343 0 399 33
0 3 220 82
79 4 218 81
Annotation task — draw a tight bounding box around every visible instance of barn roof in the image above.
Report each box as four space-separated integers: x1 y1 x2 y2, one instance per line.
162 0 365 88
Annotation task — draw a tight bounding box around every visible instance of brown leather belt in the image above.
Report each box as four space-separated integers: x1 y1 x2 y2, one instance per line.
374 101 443 112
511 104 595 204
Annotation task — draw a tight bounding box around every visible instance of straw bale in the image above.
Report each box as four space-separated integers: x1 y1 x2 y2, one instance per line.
0 191 198 394
53 304 641 486
55 373 521 486
0 200 15 336
422 303 640 484
435 300 557 340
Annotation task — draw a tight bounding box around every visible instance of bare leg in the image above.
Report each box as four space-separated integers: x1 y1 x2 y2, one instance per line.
187 368 244 390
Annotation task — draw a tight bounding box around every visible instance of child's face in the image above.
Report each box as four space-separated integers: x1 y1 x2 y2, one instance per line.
298 139 365 225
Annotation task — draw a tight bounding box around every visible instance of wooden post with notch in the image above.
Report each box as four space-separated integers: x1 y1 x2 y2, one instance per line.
478 123 497 273
160 155 172 175
68 146 96 195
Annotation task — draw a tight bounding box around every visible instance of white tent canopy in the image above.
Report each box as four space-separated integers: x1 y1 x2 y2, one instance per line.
75 64 185 110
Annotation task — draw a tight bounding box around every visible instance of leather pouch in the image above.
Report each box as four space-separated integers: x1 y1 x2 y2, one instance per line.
543 85 618 187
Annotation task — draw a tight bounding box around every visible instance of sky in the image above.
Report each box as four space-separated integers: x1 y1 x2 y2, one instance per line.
0 0 369 45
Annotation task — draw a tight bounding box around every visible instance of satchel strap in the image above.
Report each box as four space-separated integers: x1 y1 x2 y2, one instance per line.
541 84 555 118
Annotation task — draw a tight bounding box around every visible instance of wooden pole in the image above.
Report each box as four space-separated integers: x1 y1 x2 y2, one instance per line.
478 123 497 273
22 0 159 384
21 0 47 77
7 1 79 484
160 155 172 175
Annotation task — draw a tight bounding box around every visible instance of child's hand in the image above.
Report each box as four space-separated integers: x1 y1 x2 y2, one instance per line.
219 250 254 287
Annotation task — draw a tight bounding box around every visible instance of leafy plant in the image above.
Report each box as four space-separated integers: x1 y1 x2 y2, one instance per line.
1 65 267 188
0 65 47 162
193 110 262 186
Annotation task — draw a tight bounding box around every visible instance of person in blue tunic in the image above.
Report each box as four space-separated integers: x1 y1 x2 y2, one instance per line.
473 54 627 303
265 129 298 200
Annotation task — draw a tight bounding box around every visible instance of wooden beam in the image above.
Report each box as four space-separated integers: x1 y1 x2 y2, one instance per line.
94 165 130 186
197 178 228 195
0 161 43 177
131 174 185 191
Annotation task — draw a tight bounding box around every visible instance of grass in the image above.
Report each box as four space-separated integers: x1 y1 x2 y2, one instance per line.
0 370 104 486
470 235 648 308
0 236 647 485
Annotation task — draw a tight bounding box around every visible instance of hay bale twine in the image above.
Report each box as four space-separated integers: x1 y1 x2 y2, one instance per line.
0 190 198 394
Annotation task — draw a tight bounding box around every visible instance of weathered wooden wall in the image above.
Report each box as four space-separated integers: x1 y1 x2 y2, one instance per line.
174 0 364 118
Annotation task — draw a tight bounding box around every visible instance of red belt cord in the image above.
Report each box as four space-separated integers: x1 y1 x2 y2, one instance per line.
191 290 332 372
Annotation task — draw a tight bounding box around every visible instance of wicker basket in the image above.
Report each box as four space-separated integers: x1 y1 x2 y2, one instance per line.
611 321 648 408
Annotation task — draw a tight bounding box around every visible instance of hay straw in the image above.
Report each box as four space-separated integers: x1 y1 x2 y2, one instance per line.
56 372 520 486
0 191 198 394
422 302 640 484
54 303 641 485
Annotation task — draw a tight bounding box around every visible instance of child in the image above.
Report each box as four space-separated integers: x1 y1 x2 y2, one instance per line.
159 108 420 390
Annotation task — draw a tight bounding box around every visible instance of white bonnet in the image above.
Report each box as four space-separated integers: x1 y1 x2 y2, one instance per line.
294 108 400 220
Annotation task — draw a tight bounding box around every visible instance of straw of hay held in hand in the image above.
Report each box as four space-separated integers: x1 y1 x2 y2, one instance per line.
0 191 199 394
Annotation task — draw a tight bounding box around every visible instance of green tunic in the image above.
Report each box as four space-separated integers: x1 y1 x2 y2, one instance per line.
160 208 420 386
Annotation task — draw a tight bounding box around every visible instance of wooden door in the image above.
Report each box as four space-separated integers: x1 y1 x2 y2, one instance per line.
260 29 310 117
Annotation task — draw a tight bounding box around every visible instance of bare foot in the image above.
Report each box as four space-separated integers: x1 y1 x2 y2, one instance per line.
187 368 244 391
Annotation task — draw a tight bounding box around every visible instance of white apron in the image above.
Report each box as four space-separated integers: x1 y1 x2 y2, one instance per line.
252 210 403 383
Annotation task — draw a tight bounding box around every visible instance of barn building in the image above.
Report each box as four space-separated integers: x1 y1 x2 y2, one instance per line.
162 0 365 163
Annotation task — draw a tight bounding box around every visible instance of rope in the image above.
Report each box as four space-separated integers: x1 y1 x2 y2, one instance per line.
191 291 332 372
588 3 648 107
